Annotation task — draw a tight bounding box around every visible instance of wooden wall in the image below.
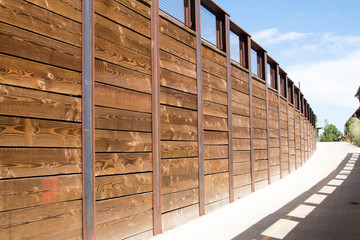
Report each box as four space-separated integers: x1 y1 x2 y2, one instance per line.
0 0 317 239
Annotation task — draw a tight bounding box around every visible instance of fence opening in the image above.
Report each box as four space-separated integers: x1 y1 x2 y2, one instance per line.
159 0 186 24
230 30 240 63
201 5 217 47
251 49 258 76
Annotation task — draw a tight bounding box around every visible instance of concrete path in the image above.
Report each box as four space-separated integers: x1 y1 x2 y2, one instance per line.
151 142 360 240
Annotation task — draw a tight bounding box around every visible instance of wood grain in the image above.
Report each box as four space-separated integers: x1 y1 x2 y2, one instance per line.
162 189 199 213
161 141 198 159
204 173 229 204
160 86 197 110
160 68 197 94
160 33 196 63
0 148 81 179
0 174 82 211
204 145 228 159
0 116 81 147
203 71 227 93
0 54 81 96
203 115 228 131
160 17 196 48
204 159 229 175
160 51 196 79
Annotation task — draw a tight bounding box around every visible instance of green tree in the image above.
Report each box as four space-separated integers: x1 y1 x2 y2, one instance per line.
344 117 360 146
320 119 341 142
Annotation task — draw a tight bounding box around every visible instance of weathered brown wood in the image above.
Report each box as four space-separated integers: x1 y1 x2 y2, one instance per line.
254 160 268 171
160 51 196 78
233 162 251 175
95 0 151 37
0 116 81 147
201 45 226 67
0 84 81 122
234 185 252 199
205 198 229 213
95 129 152 152
254 139 268 149
231 77 250 95
160 33 196 63
0 22 81 71
0 200 82 239
233 139 251 151
95 14 150 57
233 151 251 163
95 106 151 132
0 148 81 179
96 192 152 225
203 101 228 118
95 36 151 74
253 128 267 139
95 83 152 113
204 131 228 145
204 172 229 204
203 115 228 131
160 68 197 94
162 204 199 231
95 172 152 200
202 58 227 79
115 0 151 18
95 60 151 93
0 54 81 96
234 173 252 188
252 97 266 110
161 105 197 141
160 16 196 49
232 126 250 139
160 86 197 110
96 210 153 240
162 189 199 213
1 0 81 47
161 141 198 159
0 174 82 211
231 65 249 83
204 145 228 159
253 118 267 130
204 159 229 174
95 152 152 176
232 101 250 117
203 87 228 105
25 0 82 22
203 72 227 93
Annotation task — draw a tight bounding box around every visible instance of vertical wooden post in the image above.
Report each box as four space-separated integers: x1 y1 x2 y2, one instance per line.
225 15 234 202
248 37 255 192
264 53 271 185
299 95 302 166
276 65 282 179
195 0 205 216
151 0 162 235
285 76 291 174
82 0 95 239
293 85 297 170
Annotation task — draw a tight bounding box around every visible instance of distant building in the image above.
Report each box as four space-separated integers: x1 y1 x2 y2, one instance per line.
353 86 360 119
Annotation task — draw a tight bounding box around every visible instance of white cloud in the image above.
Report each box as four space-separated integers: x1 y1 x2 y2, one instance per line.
251 28 310 45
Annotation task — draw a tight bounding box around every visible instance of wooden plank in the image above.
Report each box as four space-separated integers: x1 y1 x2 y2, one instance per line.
95 59 151 94
231 65 249 83
95 36 151 74
234 162 251 175
160 86 197 110
203 115 228 131
252 97 266 110
159 17 196 49
254 139 268 150
0 22 81 71
205 198 228 213
95 0 150 37
162 189 199 213
161 172 198 195
95 172 152 200
0 54 81 96
95 106 151 132
252 86 266 99
254 160 268 171
232 114 250 128
204 159 229 175
232 126 250 139
234 185 252 199
253 128 267 139
0 148 81 179
253 107 267 120
233 151 251 163
202 71 227 93
204 173 229 204
160 50 196 79
115 0 151 18
0 84 81 122
95 129 152 152
0 116 81 147
162 204 199 231
160 68 197 94
203 87 228 105
253 118 267 130
234 173 251 188
161 105 197 141
203 101 228 118
161 158 198 177
25 0 82 22
204 145 228 160
232 101 250 117
161 141 198 159
233 139 251 151
95 83 151 113
0 174 81 211
202 58 226 79
160 33 196 63
96 210 153 240
231 76 250 94
96 192 152 224
204 131 228 145
1 0 81 47
95 152 152 176
95 14 150 56
0 200 82 239
201 45 226 67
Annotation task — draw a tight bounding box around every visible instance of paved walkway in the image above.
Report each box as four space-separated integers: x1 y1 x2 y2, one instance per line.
151 142 360 240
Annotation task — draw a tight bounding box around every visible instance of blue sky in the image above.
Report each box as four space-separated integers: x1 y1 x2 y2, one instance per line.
219 0 360 132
